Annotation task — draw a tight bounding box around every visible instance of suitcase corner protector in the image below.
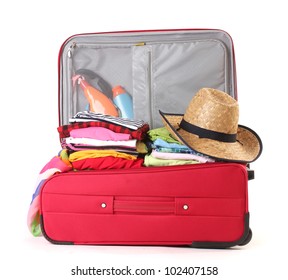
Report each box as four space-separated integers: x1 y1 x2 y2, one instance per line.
190 212 251 249
40 215 74 245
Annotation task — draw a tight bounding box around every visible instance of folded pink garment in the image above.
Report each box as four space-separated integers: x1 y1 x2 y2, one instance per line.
70 127 131 141
151 150 214 163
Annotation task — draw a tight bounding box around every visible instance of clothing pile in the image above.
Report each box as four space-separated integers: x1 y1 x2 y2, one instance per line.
57 111 149 170
144 127 214 167
28 150 72 236
57 111 215 171
56 111 216 171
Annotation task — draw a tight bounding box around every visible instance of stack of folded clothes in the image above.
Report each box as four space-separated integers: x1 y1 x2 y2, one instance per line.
144 127 214 167
57 111 149 170
56 111 215 170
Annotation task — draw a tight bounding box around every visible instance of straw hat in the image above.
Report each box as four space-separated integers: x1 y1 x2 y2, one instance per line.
160 88 262 163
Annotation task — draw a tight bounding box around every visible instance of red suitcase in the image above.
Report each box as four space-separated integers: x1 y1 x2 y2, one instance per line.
40 163 252 247
30 29 262 248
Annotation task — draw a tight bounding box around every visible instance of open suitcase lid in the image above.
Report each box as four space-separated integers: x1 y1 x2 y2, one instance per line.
58 29 236 128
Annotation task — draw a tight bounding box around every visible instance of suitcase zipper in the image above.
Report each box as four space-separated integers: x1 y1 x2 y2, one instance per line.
66 39 214 58
67 42 76 58
66 42 135 58
147 49 154 127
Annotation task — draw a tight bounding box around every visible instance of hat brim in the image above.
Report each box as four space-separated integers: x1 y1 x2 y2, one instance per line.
159 111 263 163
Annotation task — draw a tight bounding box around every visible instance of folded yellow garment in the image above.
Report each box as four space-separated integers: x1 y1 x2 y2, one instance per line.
136 141 148 154
69 150 137 162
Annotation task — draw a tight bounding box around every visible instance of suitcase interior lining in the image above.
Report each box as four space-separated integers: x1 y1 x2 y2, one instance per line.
59 30 235 128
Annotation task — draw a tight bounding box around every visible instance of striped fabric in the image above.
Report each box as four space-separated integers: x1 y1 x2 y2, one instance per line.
70 111 146 130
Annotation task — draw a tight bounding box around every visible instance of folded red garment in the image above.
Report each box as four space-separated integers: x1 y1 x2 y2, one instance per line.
58 122 149 140
71 156 144 170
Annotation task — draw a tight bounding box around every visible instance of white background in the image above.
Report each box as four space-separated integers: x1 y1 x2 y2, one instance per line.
1 0 287 279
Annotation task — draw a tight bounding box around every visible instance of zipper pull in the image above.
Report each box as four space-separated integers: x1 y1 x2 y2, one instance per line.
135 42 146 46
67 42 76 58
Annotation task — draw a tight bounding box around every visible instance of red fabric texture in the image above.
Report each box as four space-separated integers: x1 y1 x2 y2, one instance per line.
71 157 144 170
58 122 149 140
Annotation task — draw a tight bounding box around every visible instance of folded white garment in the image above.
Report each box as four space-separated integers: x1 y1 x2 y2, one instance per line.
65 137 137 148
151 150 215 163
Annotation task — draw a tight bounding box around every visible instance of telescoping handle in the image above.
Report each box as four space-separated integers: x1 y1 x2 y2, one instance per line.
247 166 255 180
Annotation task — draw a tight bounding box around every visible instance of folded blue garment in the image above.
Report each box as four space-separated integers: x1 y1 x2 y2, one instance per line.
153 138 188 149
